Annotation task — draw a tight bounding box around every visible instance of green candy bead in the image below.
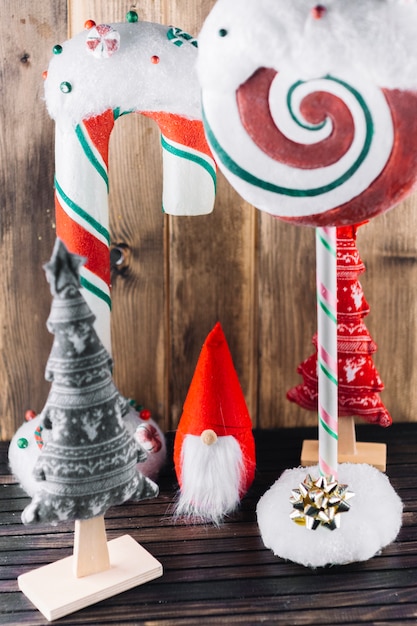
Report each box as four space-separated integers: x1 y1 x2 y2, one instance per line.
17 438 29 449
60 81 72 94
53 44 63 55
126 10 139 23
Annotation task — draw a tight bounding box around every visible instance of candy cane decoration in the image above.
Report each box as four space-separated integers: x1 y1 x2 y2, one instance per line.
54 109 215 352
142 112 216 216
316 226 338 479
55 111 114 351
45 18 216 352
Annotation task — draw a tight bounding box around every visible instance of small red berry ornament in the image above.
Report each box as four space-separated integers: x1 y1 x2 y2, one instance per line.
25 410 37 422
139 409 152 421
311 5 327 19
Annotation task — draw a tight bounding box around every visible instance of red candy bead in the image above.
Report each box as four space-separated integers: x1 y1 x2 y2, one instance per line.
139 409 152 421
42 70 48 80
25 409 37 421
311 5 327 19
151 55 160 64
84 19 96 30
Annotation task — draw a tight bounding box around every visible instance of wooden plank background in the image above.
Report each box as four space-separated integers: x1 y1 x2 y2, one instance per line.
1 0 417 441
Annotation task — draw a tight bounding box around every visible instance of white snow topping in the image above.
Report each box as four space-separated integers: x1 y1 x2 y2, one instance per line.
45 21 201 127
197 0 417 92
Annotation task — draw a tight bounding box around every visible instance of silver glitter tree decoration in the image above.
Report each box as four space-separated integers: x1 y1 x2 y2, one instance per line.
18 239 163 619
22 238 158 525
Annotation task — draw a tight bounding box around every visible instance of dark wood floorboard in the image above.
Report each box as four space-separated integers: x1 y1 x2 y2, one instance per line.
1 425 417 625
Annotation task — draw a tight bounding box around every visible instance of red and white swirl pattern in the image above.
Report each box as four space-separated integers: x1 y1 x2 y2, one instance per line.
86 24 120 59
202 67 417 226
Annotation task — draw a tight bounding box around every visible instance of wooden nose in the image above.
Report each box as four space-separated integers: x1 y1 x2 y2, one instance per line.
200 429 218 446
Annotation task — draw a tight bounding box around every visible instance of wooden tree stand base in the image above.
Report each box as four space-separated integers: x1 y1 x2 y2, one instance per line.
300 416 387 472
300 439 387 472
18 534 163 622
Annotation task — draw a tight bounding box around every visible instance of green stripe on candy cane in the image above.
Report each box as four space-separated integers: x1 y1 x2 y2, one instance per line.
75 123 109 192
318 296 337 325
54 177 111 247
317 230 337 257
80 275 112 310
318 360 338 387
160 135 217 190
203 75 374 197
319 414 338 441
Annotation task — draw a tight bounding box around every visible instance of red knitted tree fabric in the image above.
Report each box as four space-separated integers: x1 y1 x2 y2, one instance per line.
287 223 392 427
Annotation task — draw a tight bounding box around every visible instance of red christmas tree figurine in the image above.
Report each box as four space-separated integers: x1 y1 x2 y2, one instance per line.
288 222 392 429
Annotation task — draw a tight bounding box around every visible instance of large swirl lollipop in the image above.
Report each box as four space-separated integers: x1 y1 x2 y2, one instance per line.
198 0 417 228
197 0 410 566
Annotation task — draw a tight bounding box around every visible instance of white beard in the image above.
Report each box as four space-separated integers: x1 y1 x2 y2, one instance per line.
175 434 244 525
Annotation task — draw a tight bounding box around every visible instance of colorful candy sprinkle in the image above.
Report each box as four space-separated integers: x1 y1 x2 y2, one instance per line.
34 425 44 449
167 26 198 48
136 423 162 453
86 24 120 59
17 438 29 449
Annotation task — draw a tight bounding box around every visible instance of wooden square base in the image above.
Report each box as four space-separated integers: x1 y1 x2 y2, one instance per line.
301 440 387 472
18 535 163 621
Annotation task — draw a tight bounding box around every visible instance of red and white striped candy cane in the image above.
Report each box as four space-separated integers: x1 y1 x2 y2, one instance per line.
142 112 216 216
54 109 216 352
45 18 217 352
54 110 115 352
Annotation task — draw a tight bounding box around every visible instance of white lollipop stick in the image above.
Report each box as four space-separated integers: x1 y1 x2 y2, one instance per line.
316 226 338 479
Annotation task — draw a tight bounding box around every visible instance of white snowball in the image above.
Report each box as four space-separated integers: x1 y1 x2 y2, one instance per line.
257 463 403 567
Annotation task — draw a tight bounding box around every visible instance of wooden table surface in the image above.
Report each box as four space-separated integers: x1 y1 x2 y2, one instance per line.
1 425 417 625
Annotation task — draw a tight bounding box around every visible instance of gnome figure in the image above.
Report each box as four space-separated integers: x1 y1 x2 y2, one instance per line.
173 322 256 525
21 239 158 525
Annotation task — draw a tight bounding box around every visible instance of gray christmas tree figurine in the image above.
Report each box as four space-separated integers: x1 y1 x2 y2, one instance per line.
22 239 158 525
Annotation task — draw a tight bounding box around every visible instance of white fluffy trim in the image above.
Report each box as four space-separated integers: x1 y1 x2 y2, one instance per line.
257 463 403 568
176 434 244 525
45 22 201 128
197 0 417 92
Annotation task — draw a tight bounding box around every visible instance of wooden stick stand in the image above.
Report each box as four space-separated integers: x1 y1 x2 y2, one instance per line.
301 416 387 472
18 516 163 621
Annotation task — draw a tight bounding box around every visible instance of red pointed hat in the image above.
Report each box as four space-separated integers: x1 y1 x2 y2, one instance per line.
174 322 255 491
